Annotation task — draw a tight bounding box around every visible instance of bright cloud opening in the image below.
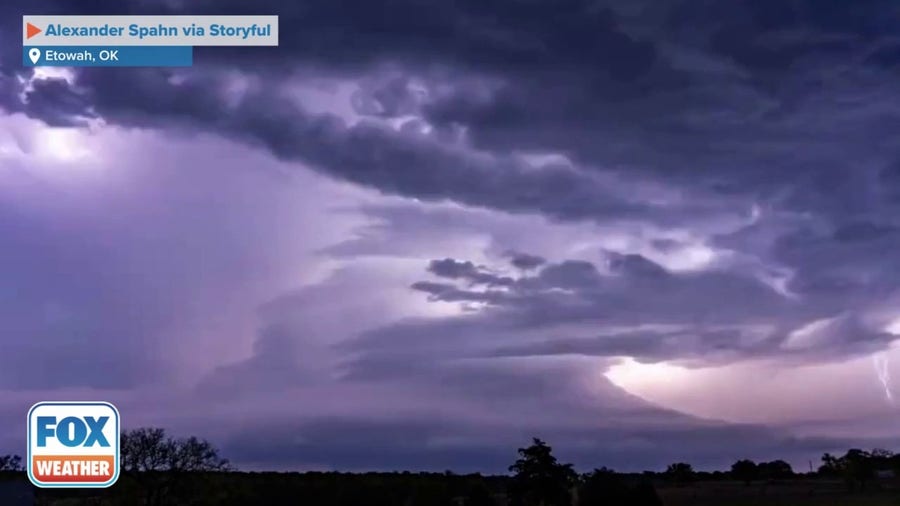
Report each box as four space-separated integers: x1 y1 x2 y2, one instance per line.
605 357 692 392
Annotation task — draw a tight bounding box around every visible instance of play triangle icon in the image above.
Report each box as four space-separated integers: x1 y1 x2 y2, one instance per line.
26 23 42 39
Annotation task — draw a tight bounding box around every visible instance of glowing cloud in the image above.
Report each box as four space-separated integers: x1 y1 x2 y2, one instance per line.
605 357 691 392
887 317 900 336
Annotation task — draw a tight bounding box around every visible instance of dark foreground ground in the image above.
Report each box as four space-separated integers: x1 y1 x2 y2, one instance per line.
658 480 900 505
3 472 900 505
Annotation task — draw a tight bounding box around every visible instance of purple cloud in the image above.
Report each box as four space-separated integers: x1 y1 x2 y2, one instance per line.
1 0 900 474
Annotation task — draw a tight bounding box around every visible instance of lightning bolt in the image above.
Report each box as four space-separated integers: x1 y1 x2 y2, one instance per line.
873 353 894 405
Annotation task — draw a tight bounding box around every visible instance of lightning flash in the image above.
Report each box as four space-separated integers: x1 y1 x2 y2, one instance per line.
873 353 894 405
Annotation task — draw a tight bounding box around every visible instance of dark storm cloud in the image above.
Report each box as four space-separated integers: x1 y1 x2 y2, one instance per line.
4 0 900 473
434 253 792 325
223 416 521 472
427 258 514 287
23 66 700 227
504 251 546 270
341 1 900 228
714 214 900 316
0 0 737 231
832 221 898 243
881 162 900 202
488 319 894 364
486 328 756 362
19 78 97 127
684 0 900 72
342 252 893 376
221 413 871 472
410 281 507 306
6 0 896 266
167 0 660 77
335 349 655 420
7 0 898 232
218 343 828 472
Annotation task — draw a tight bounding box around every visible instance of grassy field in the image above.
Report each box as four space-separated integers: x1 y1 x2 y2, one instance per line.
658 480 900 506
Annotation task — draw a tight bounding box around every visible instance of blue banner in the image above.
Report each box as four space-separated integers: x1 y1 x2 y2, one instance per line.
23 46 192 67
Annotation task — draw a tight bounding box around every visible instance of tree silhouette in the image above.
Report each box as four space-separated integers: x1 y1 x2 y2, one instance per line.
508 438 576 506
730 459 757 485
844 449 876 492
665 462 694 486
818 452 842 477
578 467 662 506
16 431 900 505
121 428 170 474
121 427 230 473
870 448 894 460
758 460 793 481
120 427 230 506
579 467 630 505
869 448 898 473
819 449 878 492
0 454 22 472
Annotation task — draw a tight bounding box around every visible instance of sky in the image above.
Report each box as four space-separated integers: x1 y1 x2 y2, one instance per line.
2 0 900 473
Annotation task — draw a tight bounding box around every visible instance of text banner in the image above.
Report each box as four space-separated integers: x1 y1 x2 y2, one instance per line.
23 46 193 67
23 16 278 46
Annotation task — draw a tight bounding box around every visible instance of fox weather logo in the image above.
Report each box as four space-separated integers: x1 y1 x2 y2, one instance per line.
27 401 120 488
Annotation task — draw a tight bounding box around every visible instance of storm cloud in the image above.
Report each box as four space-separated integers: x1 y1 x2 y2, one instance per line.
1 0 900 473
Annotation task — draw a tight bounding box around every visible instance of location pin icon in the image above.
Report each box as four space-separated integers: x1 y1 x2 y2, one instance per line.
28 48 40 65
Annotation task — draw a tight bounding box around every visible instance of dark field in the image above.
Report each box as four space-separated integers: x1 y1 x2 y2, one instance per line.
3 473 900 505
658 480 900 506
3 438 900 505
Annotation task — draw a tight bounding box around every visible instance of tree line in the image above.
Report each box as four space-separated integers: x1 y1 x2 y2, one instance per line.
1 431 899 505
